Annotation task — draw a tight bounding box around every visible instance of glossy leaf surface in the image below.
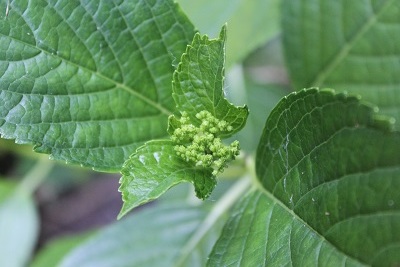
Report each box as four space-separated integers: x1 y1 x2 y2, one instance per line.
119 140 214 218
282 0 400 129
209 89 400 266
0 0 195 171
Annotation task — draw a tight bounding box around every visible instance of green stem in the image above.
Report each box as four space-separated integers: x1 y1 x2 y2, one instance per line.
16 156 54 196
175 156 255 266
218 154 247 180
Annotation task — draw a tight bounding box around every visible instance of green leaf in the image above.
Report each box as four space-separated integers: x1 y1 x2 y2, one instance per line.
209 88 400 266
208 190 364 266
177 0 281 67
118 140 215 218
171 25 248 137
120 27 249 218
0 181 38 267
0 0 195 171
55 202 226 267
31 231 95 267
282 0 400 129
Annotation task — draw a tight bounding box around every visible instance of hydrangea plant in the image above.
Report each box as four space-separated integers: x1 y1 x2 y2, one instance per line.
1 0 400 266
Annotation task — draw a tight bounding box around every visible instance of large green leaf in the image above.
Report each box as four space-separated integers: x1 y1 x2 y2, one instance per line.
0 0 195 171
208 190 364 266
171 26 248 136
208 89 400 266
177 0 281 67
118 140 214 218
30 231 95 267
0 181 39 267
55 202 226 267
282 0 400 129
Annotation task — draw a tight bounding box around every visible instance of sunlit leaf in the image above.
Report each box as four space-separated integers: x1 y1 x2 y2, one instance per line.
0 0 195 171
118 140 214 218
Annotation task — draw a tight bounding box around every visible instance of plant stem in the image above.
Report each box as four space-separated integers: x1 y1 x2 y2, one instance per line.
176 169 253 266
16 156 54 196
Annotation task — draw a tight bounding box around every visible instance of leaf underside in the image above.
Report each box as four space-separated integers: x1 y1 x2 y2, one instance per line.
0 0 195 171
209 88 400 266
57 203 224 267
283 0 400 129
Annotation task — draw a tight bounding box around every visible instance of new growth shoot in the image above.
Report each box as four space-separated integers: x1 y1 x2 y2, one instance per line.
171 111 240 176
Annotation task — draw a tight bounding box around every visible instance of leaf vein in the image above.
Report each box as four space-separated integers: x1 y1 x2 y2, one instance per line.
0 31 172 115
310 0 395 87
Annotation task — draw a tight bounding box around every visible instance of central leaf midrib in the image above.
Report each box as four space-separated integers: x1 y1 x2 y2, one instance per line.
310 0 395 87
0 32 173 116
174 177 252 267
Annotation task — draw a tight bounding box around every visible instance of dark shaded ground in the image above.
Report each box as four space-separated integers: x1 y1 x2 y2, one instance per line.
36 173 122 247
0 151 122 249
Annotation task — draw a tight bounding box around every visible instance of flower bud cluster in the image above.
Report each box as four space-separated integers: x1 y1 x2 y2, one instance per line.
171 111 239 176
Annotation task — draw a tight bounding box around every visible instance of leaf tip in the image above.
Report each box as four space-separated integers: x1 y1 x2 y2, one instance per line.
117 203 130 220
219 24 227 41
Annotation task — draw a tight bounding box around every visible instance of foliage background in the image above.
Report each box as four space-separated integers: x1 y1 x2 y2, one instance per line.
1 0 400 266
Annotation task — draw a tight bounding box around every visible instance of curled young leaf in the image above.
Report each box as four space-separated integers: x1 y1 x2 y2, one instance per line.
119 26 249 218
171 25 249 138
118 140 215 219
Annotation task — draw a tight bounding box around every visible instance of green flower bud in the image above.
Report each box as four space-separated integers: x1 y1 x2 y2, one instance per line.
171 110 240 176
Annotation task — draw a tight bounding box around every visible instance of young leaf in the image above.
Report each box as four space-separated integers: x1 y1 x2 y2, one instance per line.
119 27 248 217
0 0 195 171
208 88 400 266
118 140 215 218
282 0 400 129
171 25 249 137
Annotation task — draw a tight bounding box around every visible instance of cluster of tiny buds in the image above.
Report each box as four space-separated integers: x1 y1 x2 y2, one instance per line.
171 111 240 176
